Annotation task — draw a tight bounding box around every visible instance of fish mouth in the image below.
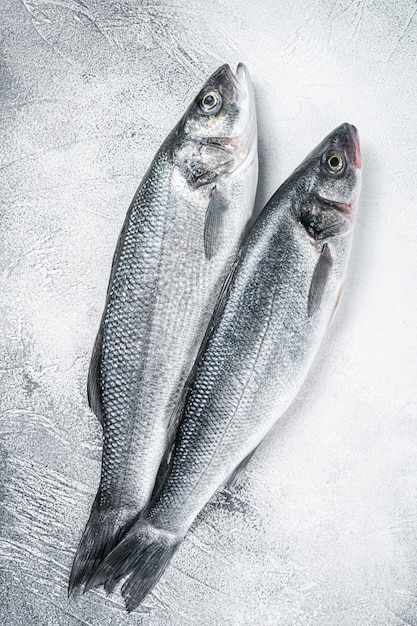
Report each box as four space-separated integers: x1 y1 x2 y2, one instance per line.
201 63 257 176
207 62 254 105
207 63 250 93
229 63 258 176
201 136 242 154
234 63 251 98
331 123 361 170
350 125 362 169
313 193 355 216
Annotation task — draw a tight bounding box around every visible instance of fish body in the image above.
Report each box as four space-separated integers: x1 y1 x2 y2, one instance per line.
90 123 362 611
68 63 258 594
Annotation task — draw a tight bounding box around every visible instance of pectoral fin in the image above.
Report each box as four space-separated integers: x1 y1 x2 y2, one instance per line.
308 243 334 317
204 186 229 260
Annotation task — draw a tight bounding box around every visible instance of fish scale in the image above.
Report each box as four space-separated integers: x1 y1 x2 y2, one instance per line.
99 154 171 505
89 123 361 612
68 62 258 595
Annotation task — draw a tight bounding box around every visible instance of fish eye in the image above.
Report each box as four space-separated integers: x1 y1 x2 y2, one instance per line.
326 152 344 172
199 90 222 114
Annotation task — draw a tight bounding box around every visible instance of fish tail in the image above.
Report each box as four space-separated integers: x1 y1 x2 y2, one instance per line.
68 494 136 596
87 521 181 611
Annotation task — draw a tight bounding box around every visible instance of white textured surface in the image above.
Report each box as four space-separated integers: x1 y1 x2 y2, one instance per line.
1 1 416 624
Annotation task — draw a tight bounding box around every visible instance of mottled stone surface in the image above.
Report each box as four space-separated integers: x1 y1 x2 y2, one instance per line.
1 1 416 624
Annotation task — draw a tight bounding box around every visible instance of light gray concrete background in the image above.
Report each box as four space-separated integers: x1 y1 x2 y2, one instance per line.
1 1 416 624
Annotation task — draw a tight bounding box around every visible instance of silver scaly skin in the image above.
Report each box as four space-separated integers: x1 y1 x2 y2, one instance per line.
90 123 361 612
68 63 258 595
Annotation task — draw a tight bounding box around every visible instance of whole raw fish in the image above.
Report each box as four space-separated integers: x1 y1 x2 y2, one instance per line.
68 63 258 594
90 123 361 611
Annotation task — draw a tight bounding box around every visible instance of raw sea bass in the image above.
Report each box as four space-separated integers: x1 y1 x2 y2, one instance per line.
68 64 258 595
91 124 362 611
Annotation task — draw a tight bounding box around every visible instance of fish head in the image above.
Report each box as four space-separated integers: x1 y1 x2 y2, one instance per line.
171 63 257 188
294 123 362 240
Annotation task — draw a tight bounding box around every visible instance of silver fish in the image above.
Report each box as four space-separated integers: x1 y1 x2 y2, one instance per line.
68 63 258 594
90 123 362 611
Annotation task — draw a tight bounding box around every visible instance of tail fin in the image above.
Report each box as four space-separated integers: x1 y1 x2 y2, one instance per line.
68 494 136 596
87 521 181 611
